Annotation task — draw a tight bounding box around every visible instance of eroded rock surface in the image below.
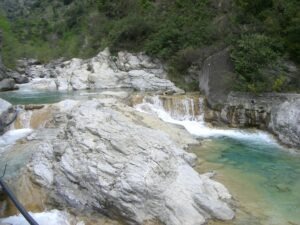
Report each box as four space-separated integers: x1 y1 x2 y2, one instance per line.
198 48 235 109
204 92 300 148
18 49 183 94
269 99 300 148
7 98 234 225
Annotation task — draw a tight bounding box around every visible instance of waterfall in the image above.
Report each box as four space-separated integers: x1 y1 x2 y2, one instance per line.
0 129 32 148
136 95 203 121
135 95 278 145
0 108 34 148
0 210 80 225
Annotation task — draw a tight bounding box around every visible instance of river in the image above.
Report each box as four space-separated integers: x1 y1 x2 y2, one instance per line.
135 94 300 225
1 91 300 225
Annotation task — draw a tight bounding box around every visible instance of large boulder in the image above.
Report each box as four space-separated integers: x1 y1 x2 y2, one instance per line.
7 70 30 84
269 99 300 148
0 78 16 91
199 48 235 109
17 99 234 225
0 98 17 134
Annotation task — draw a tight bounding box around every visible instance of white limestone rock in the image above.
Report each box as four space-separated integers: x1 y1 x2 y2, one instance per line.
18 49 183 94
27 99 234 225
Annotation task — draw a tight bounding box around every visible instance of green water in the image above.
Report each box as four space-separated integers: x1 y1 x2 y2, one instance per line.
1 90 300 225
191 137 300 225
0 89 132 105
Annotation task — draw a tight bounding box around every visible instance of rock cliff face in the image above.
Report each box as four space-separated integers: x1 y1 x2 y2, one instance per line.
16 49 183 94
269 99 300 148
204 92 300 148
197 47 300 149
198 48 235 109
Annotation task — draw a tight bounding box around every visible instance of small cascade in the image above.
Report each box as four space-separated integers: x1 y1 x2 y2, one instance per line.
0 106 50 148
139 94 203 121
135 94 278 144
13 108 33 129
0 129 33 148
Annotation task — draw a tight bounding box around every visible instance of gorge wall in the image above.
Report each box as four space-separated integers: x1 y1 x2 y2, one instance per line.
198 48 300 148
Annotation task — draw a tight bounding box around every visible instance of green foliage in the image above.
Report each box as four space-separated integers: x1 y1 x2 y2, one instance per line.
233 0 300 63
231 34 281 77
231 34 282 92
0 14 20 68
231 0 300 92
0 0 298 93
272 75 287 92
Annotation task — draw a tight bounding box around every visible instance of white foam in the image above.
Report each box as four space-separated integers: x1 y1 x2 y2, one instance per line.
0 129 33 147
135 98 278 145
0 209 83 225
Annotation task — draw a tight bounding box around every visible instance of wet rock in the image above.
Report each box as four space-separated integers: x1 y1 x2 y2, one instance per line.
0 98 17 134
0 78 16 91
22 99 234 225
24 104 45 110
275 184 290 192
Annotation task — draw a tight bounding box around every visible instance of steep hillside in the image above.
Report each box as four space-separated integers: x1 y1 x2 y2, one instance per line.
0 0 299 92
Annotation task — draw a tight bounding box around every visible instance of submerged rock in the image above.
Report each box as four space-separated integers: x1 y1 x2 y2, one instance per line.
9 98 234 225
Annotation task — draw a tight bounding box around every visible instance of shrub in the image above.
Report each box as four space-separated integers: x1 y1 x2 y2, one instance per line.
231 34 283 92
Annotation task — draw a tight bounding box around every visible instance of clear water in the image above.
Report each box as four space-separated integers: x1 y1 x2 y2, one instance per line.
191 138 300 225
135 95 300 225
1 91 300 224
0 89 132 105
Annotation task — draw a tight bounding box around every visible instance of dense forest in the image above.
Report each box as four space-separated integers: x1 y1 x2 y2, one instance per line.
0 0 299 92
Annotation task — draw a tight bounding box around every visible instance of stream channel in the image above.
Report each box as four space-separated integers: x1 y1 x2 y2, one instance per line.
0 90 299 225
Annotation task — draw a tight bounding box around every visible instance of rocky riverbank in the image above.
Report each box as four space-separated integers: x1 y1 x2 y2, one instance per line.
196 48 300 149
0 90 234 225
13 48 183 94
204 92 300 148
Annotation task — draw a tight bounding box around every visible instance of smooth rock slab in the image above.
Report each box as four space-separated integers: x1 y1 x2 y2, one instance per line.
27 99 234 225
